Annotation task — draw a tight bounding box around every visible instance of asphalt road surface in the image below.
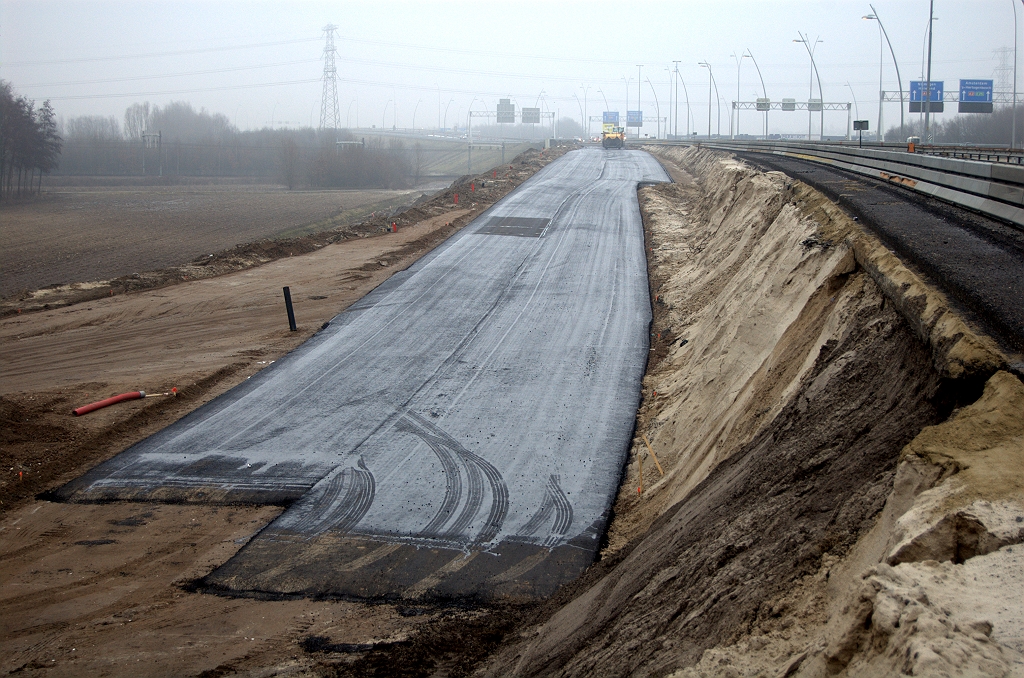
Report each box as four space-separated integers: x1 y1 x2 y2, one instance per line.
57 148 670 601
737 152 1024 357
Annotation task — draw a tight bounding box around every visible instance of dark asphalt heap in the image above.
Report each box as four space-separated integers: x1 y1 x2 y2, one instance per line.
737 152 1024 356
56 149 670 601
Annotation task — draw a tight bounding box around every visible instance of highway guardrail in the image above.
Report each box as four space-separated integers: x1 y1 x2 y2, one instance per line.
655 140 1024 229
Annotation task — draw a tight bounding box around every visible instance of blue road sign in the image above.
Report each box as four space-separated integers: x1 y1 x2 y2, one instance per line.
910 81 944 113
959 79 994 113
960 79 993 102
626 110 643 127
603 111 619 124
910 80 943 102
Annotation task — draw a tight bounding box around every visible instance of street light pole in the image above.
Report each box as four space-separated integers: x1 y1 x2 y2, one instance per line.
846 82 860 121
676 71 692 136
646 78 661 138
1013 0 1019 149
745 49 768 137
623 76 632 136
443 98 454 133
665 67 673 138
699 61 719 138
467 97 478 148
434 84 441 131
673 60 681 137
864 6 904 143
581 84 590 137
924 0 936 141
412 98 422 131
637 65 644 137
573 93 585 137
730 52 749 138
382 99 392 131
795 32 824 139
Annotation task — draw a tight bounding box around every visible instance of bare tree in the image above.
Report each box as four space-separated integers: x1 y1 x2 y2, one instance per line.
123 102 151 140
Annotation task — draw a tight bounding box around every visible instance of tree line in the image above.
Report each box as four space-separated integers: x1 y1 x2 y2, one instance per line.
885 104 1023 145
0 80 62 200
55 99 412 188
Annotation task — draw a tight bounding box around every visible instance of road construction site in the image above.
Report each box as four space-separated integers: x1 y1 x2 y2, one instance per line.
2 144 1022 677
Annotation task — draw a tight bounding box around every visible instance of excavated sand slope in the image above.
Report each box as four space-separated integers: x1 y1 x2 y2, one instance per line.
482 147 1023 677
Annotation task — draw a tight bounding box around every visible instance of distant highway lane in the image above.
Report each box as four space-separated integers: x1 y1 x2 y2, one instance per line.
56 148 670 601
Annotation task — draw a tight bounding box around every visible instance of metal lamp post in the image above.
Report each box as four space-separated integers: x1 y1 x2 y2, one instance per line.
794 33 824 139
467 97 478 143
745 49 768 138
581 84 590 137
646 78 661 137
924 1 936 141
1013 0 1019 149
665 67 673 137
637 65 644 137
730 51 749 138
623 76 633 137
573 93 585 137
672 60 681 137
699 61 719 138
435 83 441 131
678 70 693 136
863 6 904 143
846 82 860 121
442 98 454 133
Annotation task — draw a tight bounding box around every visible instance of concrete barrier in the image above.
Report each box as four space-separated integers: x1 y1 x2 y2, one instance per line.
669 140 1024 228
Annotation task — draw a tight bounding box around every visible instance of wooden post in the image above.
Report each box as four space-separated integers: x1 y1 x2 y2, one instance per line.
638 454 644 494
642 434 664 476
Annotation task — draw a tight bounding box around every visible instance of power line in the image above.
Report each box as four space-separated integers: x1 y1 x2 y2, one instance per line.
3 37 321 67
42 78 322 100
16 59 321 89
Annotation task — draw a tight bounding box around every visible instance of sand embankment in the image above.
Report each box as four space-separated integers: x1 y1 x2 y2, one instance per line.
484 146 1023 677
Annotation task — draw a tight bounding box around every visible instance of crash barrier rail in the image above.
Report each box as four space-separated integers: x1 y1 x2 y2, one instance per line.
675 140 1024 230
913 146 1024 166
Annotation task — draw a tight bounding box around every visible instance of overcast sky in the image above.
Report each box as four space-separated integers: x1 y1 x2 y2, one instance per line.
0 0 1016 137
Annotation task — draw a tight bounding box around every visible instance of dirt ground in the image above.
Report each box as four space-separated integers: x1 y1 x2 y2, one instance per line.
0 147 571 678
0 184 421 299
8 142 1015 678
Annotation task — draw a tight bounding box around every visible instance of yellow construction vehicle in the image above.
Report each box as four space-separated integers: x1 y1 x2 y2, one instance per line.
601 124 626 149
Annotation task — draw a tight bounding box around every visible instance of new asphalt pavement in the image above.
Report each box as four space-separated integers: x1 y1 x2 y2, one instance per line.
57 148 670 600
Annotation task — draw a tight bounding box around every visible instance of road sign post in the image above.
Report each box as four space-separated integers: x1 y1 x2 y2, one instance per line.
853 119 869 147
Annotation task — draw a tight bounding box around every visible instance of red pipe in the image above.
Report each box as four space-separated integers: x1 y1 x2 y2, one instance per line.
73 391 145 416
